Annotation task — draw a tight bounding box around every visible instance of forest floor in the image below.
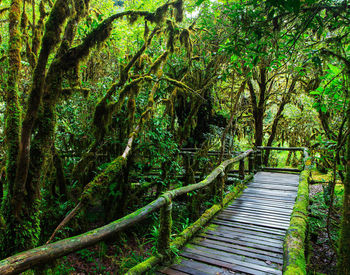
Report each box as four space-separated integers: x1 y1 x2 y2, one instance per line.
56 231 153 274
308 170 343 275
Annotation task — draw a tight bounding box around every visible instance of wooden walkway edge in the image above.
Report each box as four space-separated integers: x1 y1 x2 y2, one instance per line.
157 172 300 275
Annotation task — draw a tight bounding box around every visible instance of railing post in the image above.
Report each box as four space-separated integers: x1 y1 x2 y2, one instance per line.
219 171 225 207
158 196 172 256
256 149 262 171
248 152 254 174
239 158 245 179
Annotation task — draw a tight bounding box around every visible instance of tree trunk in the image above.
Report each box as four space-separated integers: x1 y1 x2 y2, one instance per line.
263 96 289 165
0 0 23 258
337 105 350 274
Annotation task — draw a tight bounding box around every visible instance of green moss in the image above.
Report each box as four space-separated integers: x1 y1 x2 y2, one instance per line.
0 0 23 257
149 51 168 74
166 20 176 53
283 170 310 275
173 0 183 22
157 202 172 255
80 156 126 205
125 256 161 275
337 106 350 274
179 28 191 57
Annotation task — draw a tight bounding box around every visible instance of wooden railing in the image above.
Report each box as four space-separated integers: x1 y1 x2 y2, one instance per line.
282 147 311 274
0 150 255 274
256 146 309 172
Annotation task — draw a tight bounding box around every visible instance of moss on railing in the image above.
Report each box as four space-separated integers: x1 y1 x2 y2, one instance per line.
0 150 253 274
126 175 252 275
283 169 311 275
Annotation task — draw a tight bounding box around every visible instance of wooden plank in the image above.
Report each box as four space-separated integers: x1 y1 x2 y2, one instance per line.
167 263 210 275
243 186 297 194
243 189 297 198
182 247 282 274
199 233 284 253
192 238 283 264
193 237 283 258
254 174 299 179
180 251 268 275
212 219 286 236
233 200 295 209
217 213 290 229
222 209 291 222
223 206 292 217
248 184 298 190
208 224 285 240
227 204 293 215
203 230 283 248
158 267 189 275
240 193 296 202
177 258 228 274
232 198 295 209
205 227 284 245
253 178 299 184
226 206 292 218
215 216 289 231
185 244 280 269
255 178 300 183
246 188 297 196
218 213 291 228
247 187 298 193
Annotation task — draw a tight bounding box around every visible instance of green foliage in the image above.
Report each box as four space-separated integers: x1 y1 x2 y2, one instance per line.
135 115 184 187
309 183 343 244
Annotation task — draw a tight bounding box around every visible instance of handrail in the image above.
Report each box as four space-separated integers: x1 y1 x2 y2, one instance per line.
0 149 254 275
281 147 311 274
256 146 309 171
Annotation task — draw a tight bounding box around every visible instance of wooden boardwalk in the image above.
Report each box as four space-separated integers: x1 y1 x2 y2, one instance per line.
157 172 300 275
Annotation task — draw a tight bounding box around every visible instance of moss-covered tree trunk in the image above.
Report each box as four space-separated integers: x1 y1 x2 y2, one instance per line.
337 104 350 274
0 0 23 258
247 66 267 148
1 0 73 258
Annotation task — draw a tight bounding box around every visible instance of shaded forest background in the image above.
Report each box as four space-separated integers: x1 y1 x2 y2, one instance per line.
0 0 349 273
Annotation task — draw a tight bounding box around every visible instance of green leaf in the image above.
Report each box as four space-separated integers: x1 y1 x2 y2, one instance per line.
321 105 327 113
310 90 320 95
195 0 206 6
328 64 341 75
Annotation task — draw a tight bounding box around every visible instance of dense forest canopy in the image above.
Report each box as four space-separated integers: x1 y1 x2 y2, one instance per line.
0 0 349 273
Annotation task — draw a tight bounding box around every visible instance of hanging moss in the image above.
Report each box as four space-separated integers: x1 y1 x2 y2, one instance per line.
0 214 4 230
127 13 139 25
31 1 46 58
173 0 183 22
93 75 152 141
20 1 28 31
149 51 168 74
166 20 176 53
80 156 127 205
179 28 192 58
147 3 168 24
144 20 149 44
